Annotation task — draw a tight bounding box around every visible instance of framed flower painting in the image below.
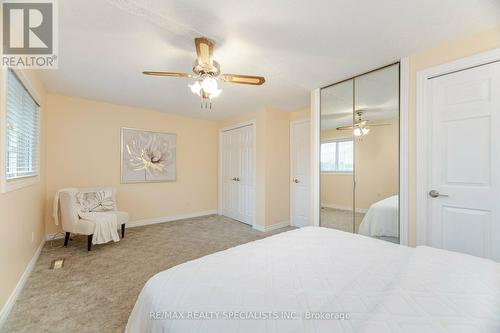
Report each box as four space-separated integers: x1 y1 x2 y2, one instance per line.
121 128 177 183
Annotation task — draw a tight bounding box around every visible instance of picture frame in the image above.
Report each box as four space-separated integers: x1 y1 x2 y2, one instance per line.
120 127 177 183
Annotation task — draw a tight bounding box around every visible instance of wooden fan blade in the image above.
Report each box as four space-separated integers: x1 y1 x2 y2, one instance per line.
195 37 214 67
368 123 392 127
221 74 265 85
142 71 193 78
336 125 354 130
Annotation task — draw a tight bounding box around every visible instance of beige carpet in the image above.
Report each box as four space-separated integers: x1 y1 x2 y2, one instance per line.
1 215 294 333
320 207 364 233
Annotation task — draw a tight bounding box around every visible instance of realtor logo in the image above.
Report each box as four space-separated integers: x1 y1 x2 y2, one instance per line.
1 0 58 68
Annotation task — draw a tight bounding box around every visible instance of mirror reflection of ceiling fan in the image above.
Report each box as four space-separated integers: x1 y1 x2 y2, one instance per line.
142 37 266 109
336 110 391 136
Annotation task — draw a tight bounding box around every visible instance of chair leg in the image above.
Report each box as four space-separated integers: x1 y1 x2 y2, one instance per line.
87 234 93 251
64 232 70 247
121 224 125 238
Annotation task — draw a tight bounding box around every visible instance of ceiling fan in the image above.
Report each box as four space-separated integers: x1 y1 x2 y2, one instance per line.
143 37 266 109
336 110 391 136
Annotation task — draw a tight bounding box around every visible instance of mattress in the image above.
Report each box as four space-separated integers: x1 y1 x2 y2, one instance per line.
358 195 399 238
126 227 500 333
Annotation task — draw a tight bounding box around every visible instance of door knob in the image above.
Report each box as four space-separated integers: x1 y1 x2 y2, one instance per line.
429 190 449 198
236 177 240 181
293 178 300 183
232 177 237 181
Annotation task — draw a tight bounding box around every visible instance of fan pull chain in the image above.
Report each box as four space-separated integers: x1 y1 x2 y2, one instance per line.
200 99 212 110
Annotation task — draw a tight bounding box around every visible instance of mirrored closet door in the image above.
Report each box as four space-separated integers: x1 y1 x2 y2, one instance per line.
319 64 400 243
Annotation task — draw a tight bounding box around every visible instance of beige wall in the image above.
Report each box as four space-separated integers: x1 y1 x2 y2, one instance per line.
320 119 399 210
321 173 353 208
264 109 291 225
355 118 399 210
0 70 46 311
218 108 291 227
407 26 500 246
290 108 310 121
44 94 219 235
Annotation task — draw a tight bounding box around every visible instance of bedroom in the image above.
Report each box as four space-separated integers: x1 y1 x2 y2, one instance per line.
0 1 499 332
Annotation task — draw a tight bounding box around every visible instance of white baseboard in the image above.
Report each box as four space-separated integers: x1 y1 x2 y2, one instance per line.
126 210 218 228
253 220 290 232
321 203 368 214
0 239 45 329
45 232 65 241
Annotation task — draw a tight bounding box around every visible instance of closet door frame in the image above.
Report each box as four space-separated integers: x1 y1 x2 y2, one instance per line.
312 58 410 246
218 120 257 228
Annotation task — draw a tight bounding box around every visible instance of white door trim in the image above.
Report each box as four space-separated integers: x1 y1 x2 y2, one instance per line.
218 120 257 228
416 47 500 246
311 89 321 226
399 57 410 245
290 118 311 227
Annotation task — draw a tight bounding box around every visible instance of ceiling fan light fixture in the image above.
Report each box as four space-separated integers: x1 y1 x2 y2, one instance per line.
188 81 202 96
143 37 264 109
353 126 370 137
201 76 217 93
208 87 222 98
188 76 222 100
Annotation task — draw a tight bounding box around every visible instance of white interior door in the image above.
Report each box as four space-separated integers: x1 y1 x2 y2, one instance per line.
221 129 238 221
221 125 255 225
291 120 311 227
427 61 500 261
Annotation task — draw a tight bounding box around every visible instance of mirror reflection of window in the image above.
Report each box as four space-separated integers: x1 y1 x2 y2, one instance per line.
320 140 353 173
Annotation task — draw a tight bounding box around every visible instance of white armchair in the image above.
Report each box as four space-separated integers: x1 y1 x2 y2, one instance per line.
59 187 129 251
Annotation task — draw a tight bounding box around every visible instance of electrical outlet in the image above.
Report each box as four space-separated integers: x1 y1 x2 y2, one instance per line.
50 258 65 270
31 232 34 243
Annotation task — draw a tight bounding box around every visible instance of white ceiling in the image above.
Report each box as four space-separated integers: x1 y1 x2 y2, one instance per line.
321 64 399 130
37 0 500 119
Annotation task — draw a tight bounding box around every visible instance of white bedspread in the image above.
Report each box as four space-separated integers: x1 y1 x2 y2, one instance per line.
126 227 500 333
358 195 399 238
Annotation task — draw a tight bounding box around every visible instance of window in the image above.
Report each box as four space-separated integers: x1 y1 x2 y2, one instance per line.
320 139 353 172
5 70 40 181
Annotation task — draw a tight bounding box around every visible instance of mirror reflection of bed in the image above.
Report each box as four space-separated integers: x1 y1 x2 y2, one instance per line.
320 64 400 244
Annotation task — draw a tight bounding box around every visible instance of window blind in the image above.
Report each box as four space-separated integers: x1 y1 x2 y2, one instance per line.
320 140 353 172
6 70 40 180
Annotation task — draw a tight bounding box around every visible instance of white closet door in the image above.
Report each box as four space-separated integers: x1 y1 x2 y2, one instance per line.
428 61 500 261
237 125 255 225
221 125 255 225
221 130 237 220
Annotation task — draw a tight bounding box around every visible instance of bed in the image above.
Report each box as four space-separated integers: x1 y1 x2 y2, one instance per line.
358 195 399 238
126 227 500 333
